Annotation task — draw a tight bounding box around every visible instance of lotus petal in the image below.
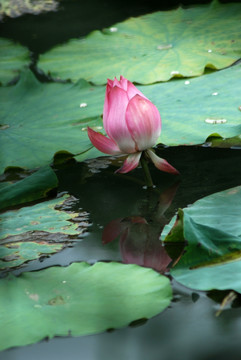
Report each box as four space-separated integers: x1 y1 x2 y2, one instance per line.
116 152 142 173
87 127 121 155
147 149 179 175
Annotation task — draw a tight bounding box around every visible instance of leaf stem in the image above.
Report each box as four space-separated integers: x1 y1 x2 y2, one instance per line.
140 154 153 188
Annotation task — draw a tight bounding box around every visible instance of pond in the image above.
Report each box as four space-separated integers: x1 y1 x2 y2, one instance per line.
1 0 241 359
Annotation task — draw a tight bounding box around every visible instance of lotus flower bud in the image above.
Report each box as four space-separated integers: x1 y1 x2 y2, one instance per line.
88 76 179 175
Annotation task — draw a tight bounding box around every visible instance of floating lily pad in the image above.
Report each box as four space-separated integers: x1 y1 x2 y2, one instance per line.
164 186 241 293
142 63 241 146
0 166 58 211
1 64 241 173
0 194 80 240
0 70 103 174
0 0 58 20
38 1 241 84
0 261 172 351
0 38 30 85
0 241 64 269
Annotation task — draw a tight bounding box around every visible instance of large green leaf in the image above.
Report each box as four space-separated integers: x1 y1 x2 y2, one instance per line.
38 1 241 84
0 194 80 240
0 261 172 351
183 186 241 238
0 70 103 174
1 64 240 173
0 166 58 211
0 38 30 85
165 186 241 292
142 63 241 146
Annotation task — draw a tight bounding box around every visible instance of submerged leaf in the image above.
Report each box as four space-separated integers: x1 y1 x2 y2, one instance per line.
0 194 81 240
0 241 64 269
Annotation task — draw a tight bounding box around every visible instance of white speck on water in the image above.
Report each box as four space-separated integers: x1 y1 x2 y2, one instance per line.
157 44 173 50
62 281 67 284
212 92 218 96
171 71 179 75
185 80 190 85
208 49 212 53
81 127 87 131
80 103 87 108
205 118 227 124
34 304 42 308
110 27 118 32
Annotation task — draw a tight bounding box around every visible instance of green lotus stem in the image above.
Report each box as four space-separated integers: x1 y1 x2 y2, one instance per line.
140 154 153 188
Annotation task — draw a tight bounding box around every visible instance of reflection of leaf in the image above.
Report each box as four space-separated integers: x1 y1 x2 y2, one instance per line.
165 186 241 292
0 262 172 351
0 195 81 240
0 166 58 211
0 241 64 269
38 1 241 84
0 0 58 20
0 38 30 85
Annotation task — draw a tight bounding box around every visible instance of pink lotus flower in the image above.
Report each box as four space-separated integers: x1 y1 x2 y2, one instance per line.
88 76 179 174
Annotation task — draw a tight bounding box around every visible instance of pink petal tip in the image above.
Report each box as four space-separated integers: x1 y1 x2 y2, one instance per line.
87 127 121 155
116 152 142 174
146 149 180 175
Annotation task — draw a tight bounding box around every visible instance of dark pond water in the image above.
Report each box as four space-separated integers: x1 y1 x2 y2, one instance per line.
3 146 241 360
1 1 241 359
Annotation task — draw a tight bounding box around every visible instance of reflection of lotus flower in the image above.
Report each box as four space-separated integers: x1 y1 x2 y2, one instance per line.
88 76 179 174
102 183 179 272
102 216 172 273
